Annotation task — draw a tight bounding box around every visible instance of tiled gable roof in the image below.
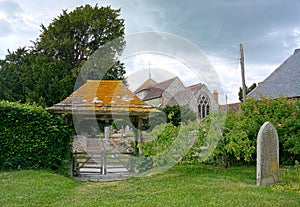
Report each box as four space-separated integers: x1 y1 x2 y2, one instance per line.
167 88 194 106
248 49 300 99
134 78 157 94
167 83 204 106
48 80 159 116
143 77 178 100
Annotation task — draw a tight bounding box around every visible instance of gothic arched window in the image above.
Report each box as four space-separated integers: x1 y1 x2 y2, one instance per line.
198 94 210 119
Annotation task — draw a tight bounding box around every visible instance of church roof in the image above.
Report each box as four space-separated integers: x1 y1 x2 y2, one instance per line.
167 83 204 106
248 49 300 99
167 88 195 106
134 78 157 93
143 77 178 100
187 83 204 92
47 80 159 117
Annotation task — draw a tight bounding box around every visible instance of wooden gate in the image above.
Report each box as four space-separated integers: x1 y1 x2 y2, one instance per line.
72 136 133 181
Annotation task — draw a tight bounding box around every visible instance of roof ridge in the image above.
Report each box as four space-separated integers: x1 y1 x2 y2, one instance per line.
187 82 204 88
134 78 158 93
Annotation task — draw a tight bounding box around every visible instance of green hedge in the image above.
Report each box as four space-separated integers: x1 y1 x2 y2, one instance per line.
0 101 73 171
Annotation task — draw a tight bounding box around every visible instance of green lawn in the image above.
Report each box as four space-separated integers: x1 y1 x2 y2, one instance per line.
0 164 299 207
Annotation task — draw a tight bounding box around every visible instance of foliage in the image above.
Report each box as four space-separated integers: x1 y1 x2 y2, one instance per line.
0 4 125 107
134 96 299 167
238 82 257 102
209 96 300 166
137 121 200 174
1 165 300 206
141 123 179 157
0 48 29 103
210 111 257 166
132 123 178 172
178 96 299 166
242 96 300 164
162 105 197 126
0 101 73 171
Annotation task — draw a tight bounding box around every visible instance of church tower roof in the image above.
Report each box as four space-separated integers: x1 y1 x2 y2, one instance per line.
134 78 158 94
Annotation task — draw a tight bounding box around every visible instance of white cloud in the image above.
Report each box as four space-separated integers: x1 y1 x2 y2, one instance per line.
0 0 298 104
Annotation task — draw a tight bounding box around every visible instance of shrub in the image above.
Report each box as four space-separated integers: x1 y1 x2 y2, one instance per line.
162 105 197 126
0 101 73 171
138 121 201 173
208 96 300 166
241 96 300 165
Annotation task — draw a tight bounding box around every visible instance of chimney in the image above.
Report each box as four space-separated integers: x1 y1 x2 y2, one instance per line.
213 90 218 103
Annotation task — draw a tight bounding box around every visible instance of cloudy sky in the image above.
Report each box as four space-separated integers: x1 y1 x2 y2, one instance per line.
0 0 299 103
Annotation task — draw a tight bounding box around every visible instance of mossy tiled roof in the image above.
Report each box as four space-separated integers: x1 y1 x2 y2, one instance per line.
48 80 159 117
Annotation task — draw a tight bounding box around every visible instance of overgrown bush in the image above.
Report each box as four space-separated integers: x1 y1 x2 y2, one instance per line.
138 97 299 167
138 121 201 173
0 101 73 171
162 105 197 126
201 96 300 166
241 96 300 165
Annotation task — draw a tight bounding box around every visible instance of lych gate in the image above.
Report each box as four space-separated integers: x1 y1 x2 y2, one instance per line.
48 80 160 181
72 136 133 180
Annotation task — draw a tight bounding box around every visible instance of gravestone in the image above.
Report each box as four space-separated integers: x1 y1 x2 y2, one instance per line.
257 121 279 186
104 126 110 139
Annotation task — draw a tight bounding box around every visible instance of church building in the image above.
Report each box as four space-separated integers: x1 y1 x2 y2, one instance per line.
134 77 219 119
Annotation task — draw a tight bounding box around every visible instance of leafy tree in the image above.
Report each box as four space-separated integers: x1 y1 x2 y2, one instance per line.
238 83 257 102
162 105 197 126
33 4 125 83
0 48 29 103
0 4 125 107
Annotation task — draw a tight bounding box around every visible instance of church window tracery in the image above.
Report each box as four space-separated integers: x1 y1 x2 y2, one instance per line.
198 94 210 119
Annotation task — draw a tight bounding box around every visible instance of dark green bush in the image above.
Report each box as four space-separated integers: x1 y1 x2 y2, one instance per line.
0 101 73 171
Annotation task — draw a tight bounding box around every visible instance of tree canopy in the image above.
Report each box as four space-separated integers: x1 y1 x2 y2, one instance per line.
0 4 125 107
238 83 257 102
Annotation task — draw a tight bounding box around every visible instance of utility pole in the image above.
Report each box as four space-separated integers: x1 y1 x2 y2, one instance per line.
240 43 247 102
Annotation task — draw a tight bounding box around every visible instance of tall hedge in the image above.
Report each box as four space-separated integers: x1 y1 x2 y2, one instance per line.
0 101 73 171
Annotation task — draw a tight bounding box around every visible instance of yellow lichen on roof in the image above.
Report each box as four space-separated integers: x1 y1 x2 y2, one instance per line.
48 80 159 115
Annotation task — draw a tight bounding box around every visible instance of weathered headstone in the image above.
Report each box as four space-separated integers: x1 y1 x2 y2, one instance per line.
257 121 279 186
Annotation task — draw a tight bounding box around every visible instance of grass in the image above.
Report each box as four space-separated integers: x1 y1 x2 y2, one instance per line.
0 164 299 207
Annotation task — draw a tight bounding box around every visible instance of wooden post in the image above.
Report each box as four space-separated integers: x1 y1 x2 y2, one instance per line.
240 43 247 102
73 151 78 176
137 117 143 155
102 139 106 175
